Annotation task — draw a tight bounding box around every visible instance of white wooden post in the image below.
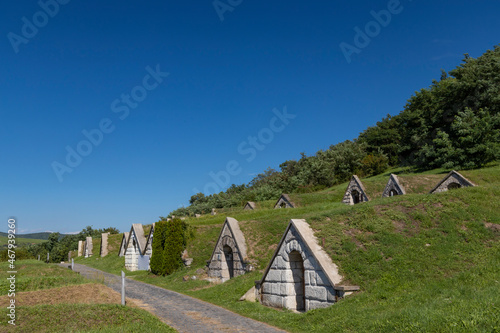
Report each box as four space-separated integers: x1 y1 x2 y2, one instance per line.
38 255 40 261
71 258 74 270
121 271 126 306
47 252 49 263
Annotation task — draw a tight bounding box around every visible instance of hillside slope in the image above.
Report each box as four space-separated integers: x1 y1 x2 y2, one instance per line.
79 163 500 332
0 235 46 248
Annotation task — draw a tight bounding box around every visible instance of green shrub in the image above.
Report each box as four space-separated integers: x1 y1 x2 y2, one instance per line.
162 218 187 275
149 221 168 275
150 218 193 276
0 247 34 261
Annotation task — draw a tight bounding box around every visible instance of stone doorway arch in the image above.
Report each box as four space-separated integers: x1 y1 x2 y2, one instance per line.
223 245 234 279
289 250 305 311
351 190 361 204
389 189 399 197
429 170 476 194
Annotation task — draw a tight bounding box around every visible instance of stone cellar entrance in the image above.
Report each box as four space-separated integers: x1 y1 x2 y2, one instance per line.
289 250 305 311
342 175 370 205
382 174 406 198
257 219 349 312
207 217 248 282
351 190 361 204
429 170 476 194
223 245 234 279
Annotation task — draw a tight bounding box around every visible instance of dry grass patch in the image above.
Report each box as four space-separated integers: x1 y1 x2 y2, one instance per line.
397 174 444 194
485 222 500 232
343 229 367 250
0 283 139 308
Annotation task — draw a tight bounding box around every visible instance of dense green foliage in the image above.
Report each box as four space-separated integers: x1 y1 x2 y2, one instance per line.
169 45 500 217
163 218 186 275
0 246 33 261
0 231 54 240
23 226 119 263
149 221 168 275
149 219 192 275
419 108 500 169
397 47 500 168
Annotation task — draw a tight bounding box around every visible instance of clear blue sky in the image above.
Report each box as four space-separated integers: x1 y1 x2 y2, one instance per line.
1 0 498 233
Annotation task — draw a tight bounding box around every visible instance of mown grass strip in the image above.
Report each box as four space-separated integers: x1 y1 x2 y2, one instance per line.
0 304 177 333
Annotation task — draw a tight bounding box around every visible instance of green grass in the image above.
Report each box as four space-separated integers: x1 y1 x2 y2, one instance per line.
0 235 46 248
107 233 123 255
0 260 177 332
0 260 88 292
75 252 127 276
78 164 500 332
0 232 52 240
93 237 102 257
0 304 176 333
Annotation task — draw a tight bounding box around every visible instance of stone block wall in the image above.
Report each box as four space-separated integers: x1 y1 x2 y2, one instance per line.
144 238 152 257
260 226 336 311
144 233 153 271
274 194 294 209
342 176 369 205
78 240 83 257
100 233 109 257
208 224 246 281
125 234 140 271
382 174 405 197
119 232 129 257
431 172 474 193
84 237 93 258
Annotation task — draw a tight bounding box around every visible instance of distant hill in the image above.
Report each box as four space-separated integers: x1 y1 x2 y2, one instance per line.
0 232 71 240
0 234 46 247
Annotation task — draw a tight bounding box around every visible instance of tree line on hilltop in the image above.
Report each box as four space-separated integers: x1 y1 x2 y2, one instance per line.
169 45 500 217
0 226 119 263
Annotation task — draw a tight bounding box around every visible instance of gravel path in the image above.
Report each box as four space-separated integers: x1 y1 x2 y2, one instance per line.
60 263 287 333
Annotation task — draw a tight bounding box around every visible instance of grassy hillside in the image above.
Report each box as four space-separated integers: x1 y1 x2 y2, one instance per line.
0 235 46 248
0 232 52 240
93 237 101 257
107 233 123 255
78 164 500 332
0 232 75 240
